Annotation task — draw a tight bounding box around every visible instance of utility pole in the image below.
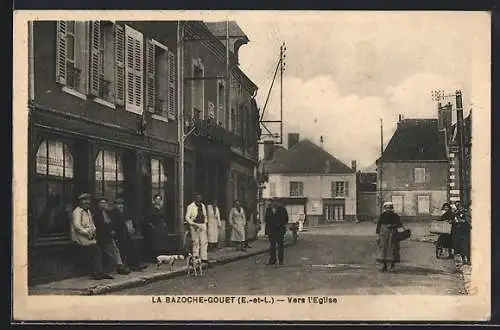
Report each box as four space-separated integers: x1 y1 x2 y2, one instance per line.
280 42 286 145
379 118 384 213
455 90 467 208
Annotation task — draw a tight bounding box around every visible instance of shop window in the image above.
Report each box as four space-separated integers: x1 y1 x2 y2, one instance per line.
33 140 74 237
94 149 125 202
151 157 167 201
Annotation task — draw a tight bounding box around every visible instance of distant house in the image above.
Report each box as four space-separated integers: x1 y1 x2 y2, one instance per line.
376 118 448 220
259 133 357 227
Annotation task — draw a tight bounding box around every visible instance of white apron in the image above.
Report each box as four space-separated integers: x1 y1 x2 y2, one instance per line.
207 205 221 243
229 207 246 242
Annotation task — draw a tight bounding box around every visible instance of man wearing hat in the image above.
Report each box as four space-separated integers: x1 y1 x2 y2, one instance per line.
71 193 113 280
264 197 289 266
185 193 209 266
109 198 147 271
92 196 130 275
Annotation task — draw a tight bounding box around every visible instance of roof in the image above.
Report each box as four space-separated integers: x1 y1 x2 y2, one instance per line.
263 139 355 174
377 119 447 163
203 21 249 52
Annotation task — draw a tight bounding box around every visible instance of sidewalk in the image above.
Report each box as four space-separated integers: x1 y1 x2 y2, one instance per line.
29 238 279 296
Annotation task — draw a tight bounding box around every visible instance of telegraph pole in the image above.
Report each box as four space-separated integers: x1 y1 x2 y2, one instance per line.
379 118 384 213
280 42 286 145
455 90 467 208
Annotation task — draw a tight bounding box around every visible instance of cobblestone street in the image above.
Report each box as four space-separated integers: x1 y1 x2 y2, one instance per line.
114 224 464 295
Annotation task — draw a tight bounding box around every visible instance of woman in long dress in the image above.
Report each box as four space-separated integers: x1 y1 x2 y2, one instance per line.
144 194 169 261
229 199 247 252
376 201 404 272
207 200 222 250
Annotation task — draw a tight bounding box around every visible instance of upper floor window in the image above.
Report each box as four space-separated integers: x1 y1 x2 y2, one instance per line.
414 167 426 183
192 59 204 120
34 140 74 237
332 181 349 198
217 80 225 127
146 40 168 118
56 21 89 96
289 181 304 197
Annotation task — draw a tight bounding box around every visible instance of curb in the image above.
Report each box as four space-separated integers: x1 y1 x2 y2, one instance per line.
88 244 284 295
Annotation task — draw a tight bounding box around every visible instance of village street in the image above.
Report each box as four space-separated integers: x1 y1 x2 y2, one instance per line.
113 223 464 296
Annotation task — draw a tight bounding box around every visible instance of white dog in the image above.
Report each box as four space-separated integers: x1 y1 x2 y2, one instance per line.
156 255 185 270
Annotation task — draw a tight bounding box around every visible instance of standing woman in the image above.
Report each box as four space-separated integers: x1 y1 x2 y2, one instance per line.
207 199 222 250
376 201 404 272
229 199 247 252
144 194 169 261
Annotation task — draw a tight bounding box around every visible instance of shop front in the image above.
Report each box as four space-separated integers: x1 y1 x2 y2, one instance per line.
28 108 180 285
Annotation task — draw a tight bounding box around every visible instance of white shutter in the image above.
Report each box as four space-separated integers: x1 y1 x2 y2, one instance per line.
124 25 143 114
55 21 67 84
146 40 155 113
114 24 125 106
167 51 176 120
89 21 101 96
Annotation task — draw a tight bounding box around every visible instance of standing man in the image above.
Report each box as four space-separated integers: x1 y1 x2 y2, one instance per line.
93 196 130 275
71 193 113 280
185 193 209 267
264 198 289 266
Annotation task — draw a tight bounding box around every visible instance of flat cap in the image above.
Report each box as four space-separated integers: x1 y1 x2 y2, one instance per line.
78 193 92 200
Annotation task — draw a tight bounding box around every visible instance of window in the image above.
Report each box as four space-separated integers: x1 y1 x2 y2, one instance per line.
269 182 276 197
55 21 89 95
125 25 144 114
417 195 430 214
217 80 225 127
289 181 304 197
192 60 204 119
151 158 167 201
33 140 74 237
391 195 404 214
95 149 125 202
230 108 236 134
89 21 116 104
414 167 426 183
167 51 176 120
146 40 168 117
332 181 349 198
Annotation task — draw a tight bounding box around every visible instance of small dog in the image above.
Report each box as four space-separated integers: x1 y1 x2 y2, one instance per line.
156 255 185 270
186 254 205 277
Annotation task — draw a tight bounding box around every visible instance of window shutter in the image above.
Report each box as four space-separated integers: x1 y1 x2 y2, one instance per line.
75 21 89 94
124 25 144 114
55 21 67 85
345 181 349 197
114 24 125 106
168 51 176 120
146 40 155 113
89 21 101 96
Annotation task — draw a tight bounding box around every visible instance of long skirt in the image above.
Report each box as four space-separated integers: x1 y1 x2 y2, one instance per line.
207 216 219 244
230 220 246 242
377 225 400 263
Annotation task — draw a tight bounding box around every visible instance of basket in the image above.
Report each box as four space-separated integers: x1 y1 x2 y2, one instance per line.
430 221 452 234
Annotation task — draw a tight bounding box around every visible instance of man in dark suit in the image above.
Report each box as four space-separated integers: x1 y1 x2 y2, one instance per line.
264 198 289 266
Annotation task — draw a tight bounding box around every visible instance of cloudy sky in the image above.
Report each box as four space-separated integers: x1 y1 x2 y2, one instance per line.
220 11 485 169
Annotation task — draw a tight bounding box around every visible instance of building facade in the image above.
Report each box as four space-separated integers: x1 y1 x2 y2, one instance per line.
376 118 449 220
259 135 357 227
356 171 378 222
27 20 260 285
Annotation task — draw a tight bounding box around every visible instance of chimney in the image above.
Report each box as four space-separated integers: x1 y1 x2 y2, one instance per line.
438 102 453 131
288 133 300 149
263 141 275 161
320 136 324 148
351 160 357 172
398 114 402 122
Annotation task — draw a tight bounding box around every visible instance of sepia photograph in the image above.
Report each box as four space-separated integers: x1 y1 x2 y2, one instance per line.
12 10 490 321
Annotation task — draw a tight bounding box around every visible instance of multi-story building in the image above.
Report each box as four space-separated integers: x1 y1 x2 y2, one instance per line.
376 117 449 220
259 134 357 227
27 20 260 285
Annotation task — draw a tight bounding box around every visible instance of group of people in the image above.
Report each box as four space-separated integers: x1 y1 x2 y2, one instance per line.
375 200 472 273
71 193 148 280
184 193 255 268
437 201 472 265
